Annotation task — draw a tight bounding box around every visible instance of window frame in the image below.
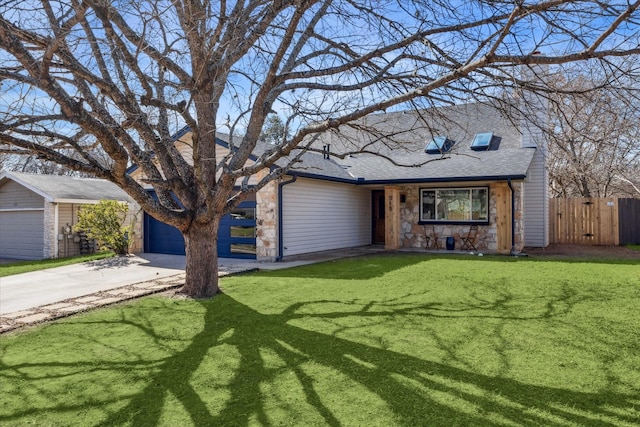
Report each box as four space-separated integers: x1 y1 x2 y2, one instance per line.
470 132 493 151
419 186 490 224
425 136 454 154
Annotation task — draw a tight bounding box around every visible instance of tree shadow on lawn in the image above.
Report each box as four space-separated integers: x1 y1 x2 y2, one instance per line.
262 252 640 281
263 253 430 280
91 293 639 427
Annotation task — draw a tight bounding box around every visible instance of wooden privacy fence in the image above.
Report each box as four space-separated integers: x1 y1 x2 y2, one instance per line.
618 198 640 245
550 198 640 245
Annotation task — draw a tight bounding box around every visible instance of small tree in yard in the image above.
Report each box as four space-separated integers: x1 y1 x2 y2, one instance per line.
1 1 640 297
74 200 134 255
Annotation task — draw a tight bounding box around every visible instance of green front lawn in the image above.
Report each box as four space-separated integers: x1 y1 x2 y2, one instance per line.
0 252 114 277
1 254 639 426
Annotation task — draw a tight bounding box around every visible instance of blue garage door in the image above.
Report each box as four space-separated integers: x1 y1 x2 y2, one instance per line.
144 195 256 259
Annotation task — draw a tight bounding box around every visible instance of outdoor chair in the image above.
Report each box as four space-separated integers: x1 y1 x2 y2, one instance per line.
423 225 440 249
460 225 478 251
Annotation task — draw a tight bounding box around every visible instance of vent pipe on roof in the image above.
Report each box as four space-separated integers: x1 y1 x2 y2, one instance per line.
322 144 331 159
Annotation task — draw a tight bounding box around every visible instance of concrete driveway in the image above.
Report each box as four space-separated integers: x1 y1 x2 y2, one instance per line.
0 254 187 315
0 246 383 318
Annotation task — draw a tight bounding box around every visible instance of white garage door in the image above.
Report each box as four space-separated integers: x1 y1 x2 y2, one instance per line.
282 178 371 257
0 210 45 259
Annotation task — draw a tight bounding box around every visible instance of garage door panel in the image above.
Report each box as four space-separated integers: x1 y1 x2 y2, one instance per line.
282 178 371 256
0 210 44 259
144 213 185 255
218 205 256 258
143 194 255 259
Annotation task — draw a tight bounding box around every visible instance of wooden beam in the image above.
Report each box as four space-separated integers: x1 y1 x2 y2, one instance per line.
495 183 511 254
385 186 401 250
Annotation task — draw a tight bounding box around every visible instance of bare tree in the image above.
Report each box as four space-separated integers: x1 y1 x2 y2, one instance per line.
1 0 640 296
546 68 640 198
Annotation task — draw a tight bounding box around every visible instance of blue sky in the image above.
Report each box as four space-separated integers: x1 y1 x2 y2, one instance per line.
1 1 639 141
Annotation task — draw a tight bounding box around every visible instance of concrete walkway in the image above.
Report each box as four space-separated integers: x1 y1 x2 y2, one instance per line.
0 246 384 333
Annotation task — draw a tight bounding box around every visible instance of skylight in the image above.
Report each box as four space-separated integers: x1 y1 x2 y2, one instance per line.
470 132 493 151
425 136 453 154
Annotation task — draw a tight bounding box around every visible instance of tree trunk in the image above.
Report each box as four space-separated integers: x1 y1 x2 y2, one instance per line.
579 176 592 198
180 219 220 298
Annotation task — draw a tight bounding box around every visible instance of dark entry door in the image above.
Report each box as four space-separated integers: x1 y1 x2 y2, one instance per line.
372 190 385 244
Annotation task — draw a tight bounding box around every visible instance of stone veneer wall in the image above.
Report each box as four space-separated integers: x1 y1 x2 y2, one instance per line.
256 179 278 261
512 181 525 252
127 201 143 253
43 201 56 259
397 182 524 253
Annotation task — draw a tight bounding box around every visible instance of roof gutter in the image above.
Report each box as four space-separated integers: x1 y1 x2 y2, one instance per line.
276 175 297 261
285 171 528 186
286 170 358 184
361 174 527 185
52 198 129 204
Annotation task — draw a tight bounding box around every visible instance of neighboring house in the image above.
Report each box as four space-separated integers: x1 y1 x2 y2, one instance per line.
0 171 140 260
133 101 550 260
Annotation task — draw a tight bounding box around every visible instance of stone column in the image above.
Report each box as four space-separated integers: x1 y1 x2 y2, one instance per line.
43 201 57 259
513 181 525 252
128 201 143 253
256 178 278 261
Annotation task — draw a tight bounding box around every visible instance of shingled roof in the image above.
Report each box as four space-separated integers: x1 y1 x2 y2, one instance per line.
286 102 536 183
0 171 131 202
127 102 536 185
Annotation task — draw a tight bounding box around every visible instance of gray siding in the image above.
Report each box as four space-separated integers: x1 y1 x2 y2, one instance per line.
0 180 46 259
0 180 44 209
523 148 549 247
0 210 45 259
282 178 371 256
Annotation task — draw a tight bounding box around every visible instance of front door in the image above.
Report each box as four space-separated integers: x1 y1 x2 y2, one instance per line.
372 190 385 244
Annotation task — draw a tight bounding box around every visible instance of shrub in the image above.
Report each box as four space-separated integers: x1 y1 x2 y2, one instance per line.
74 200 135 255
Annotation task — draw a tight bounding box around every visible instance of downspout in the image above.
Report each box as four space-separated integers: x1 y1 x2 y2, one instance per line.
507 178 516 255
507 178 527 256
53 203 59 259
276 175 297 261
